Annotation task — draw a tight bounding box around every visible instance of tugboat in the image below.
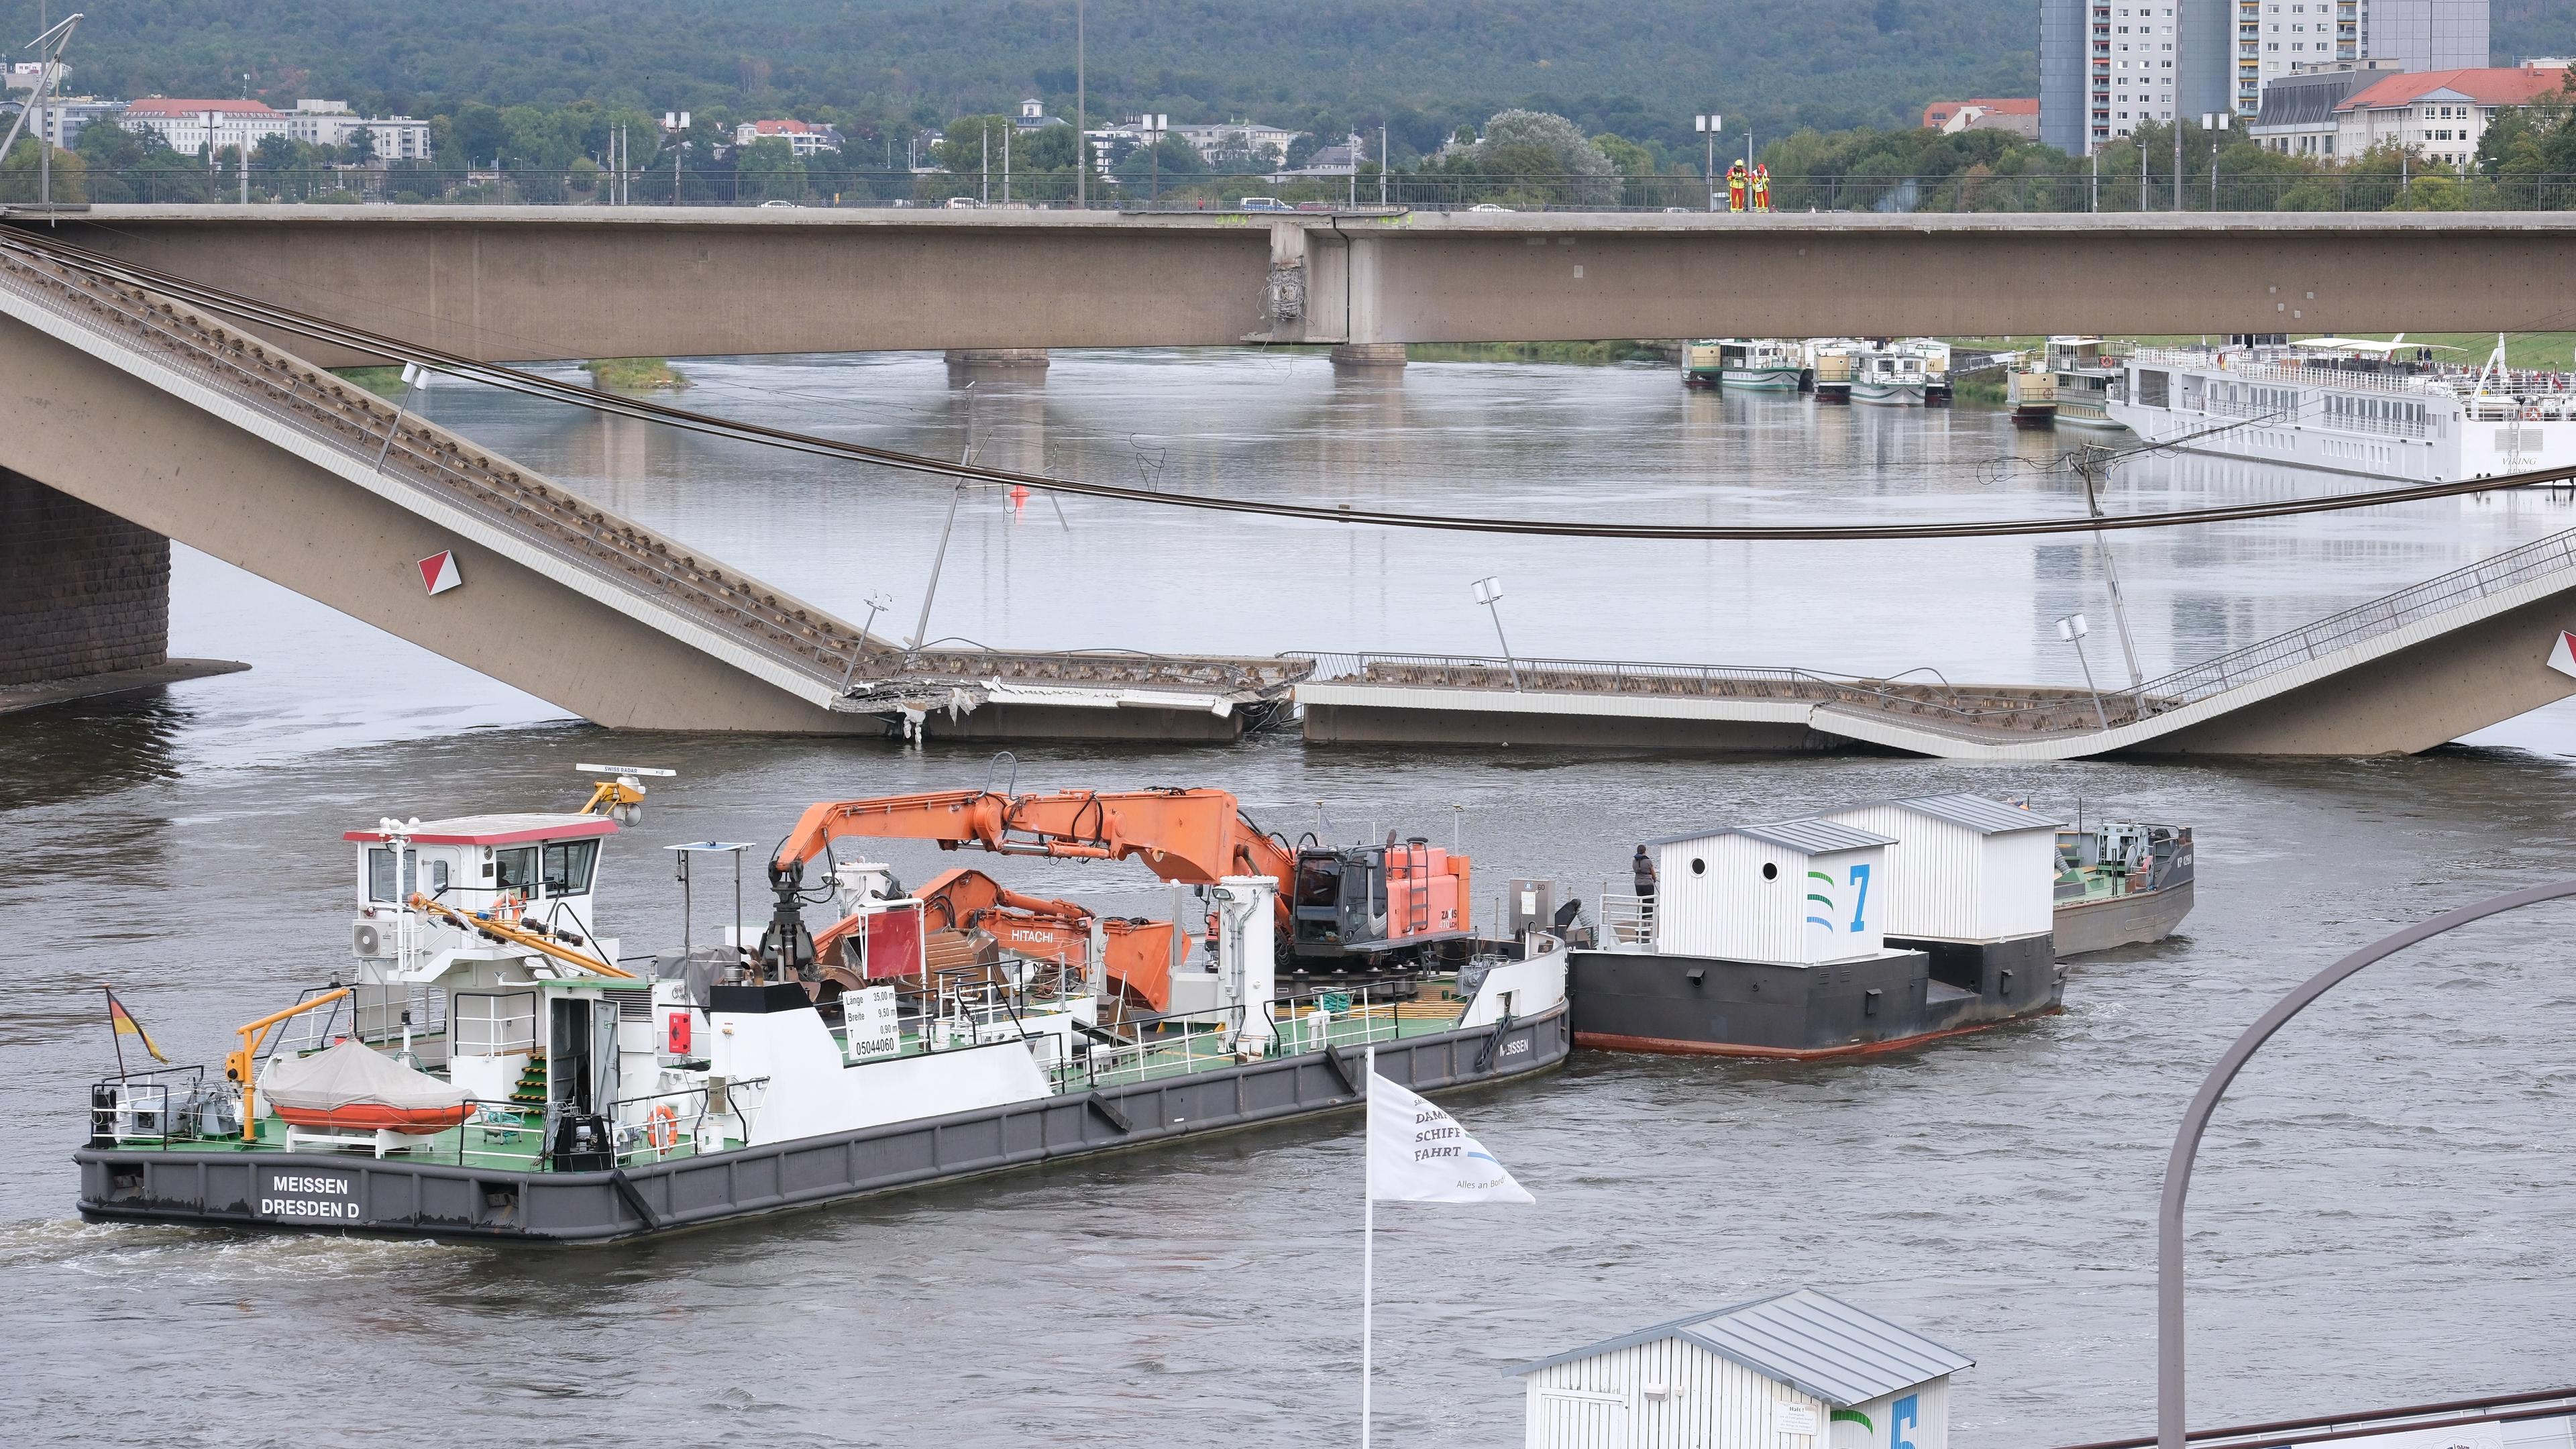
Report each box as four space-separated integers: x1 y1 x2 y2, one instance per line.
76 771 1568 1241
2053 819 2194 955
1569 796 2065 1059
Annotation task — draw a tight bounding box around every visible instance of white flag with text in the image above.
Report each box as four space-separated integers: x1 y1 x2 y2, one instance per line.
1366 1069 1534 1204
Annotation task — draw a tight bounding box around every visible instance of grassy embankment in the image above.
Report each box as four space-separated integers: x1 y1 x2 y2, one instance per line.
582 358 690 390
1403 341 1675 364
335 357 692 398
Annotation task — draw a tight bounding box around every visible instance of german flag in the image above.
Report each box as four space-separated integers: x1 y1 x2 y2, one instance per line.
105 987 168 1065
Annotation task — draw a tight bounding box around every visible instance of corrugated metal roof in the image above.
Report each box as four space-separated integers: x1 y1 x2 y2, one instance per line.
1509 1290 1972 1405
1887 794 2063 836
1649 818 1896 855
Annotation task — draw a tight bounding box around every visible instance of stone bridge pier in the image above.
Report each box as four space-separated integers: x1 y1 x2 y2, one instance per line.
0 468 242 712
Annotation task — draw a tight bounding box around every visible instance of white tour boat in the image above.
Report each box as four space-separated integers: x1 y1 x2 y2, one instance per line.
2108 335 2576 482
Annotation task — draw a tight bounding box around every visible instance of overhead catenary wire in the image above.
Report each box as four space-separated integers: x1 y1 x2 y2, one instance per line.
11 225 2576 541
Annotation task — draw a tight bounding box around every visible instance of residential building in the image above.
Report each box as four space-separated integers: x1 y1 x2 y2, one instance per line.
284 100 432 163
2045 0 2235 154
3 60 65 95
119 98 292 156
2241 0 2487 111
1012 97 1069 131
1922 97 2043 136
1171 119 1299 166
1274 137 1360 180
2245 56 2404 154
2331 59 2569 167
734 118 843 156
33 97 123 150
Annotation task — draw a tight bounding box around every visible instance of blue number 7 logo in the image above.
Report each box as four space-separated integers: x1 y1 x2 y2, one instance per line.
1847 863 1871 932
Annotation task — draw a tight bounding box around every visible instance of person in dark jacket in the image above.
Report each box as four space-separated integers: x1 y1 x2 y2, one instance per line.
1631 845 1657 898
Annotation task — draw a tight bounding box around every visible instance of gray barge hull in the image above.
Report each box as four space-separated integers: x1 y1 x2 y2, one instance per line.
76 1004 1568 1243
2055 879 2194 956
1569 937 2063 1059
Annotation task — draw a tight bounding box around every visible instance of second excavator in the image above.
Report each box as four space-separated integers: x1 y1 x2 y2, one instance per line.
757 784 1474 1011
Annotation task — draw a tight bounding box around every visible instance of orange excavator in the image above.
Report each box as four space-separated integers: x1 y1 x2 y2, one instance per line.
759 786 1472 1010
810 865 1181 1006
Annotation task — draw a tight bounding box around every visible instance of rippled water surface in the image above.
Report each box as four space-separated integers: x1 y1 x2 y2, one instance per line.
5 352 2575 1446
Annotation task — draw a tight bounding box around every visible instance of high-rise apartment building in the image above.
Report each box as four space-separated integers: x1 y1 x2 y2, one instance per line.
2042 0 2234 153
2045 0 2487 153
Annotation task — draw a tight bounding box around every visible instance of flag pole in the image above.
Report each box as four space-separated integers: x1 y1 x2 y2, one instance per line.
1362 1041 1375 1449
103 985 127 1079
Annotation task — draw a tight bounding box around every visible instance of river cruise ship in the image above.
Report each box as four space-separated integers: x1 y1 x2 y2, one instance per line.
76 773 1569 1242
2108 337 2576 483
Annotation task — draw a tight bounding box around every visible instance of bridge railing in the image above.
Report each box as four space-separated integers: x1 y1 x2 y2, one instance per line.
20 166 2576 215
1293 525 2576 739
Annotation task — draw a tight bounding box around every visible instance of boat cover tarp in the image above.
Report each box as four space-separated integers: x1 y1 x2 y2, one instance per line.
263 1039 472 1114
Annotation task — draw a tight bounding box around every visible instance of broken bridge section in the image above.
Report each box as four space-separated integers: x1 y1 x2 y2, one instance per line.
0 241 1300 737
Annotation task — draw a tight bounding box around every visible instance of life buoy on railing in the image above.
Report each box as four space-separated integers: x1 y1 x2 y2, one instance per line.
2526 408 2542 422
646 1103 680 1152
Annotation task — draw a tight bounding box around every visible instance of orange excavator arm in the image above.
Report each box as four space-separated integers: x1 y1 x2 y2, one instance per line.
773 786 1296 890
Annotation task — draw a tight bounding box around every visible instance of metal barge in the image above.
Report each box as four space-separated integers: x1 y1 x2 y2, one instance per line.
1570 796 2072 1059
76 772 1568 1242
2053 820 2194 956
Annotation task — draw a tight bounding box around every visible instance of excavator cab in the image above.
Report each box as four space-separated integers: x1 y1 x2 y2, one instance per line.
1289 839 1468 964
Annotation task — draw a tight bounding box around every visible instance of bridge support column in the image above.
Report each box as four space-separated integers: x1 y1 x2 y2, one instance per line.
1329 343 1407 369
0 466 170 686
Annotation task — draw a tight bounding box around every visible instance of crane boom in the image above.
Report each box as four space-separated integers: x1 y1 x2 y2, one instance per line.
773 786 1294 888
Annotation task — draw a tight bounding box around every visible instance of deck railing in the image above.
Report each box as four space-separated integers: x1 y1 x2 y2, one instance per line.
1293 524 2576 739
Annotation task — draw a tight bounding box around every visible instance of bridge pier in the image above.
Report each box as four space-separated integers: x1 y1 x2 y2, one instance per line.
944 348 1050 374
1 467 168 685
1329 343 1407 369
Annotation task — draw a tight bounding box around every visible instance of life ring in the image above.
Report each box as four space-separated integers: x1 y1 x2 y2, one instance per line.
2526 408 2542 422
646 1103 680 1152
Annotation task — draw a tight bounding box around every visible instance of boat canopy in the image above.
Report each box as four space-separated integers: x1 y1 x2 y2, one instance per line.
263 1039 472 1115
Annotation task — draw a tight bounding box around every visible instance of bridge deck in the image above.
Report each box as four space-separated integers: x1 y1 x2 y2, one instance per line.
1295 525 2576 758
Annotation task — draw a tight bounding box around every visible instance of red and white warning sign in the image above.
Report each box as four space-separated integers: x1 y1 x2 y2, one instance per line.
2550 630 2576 680
417 550 462 596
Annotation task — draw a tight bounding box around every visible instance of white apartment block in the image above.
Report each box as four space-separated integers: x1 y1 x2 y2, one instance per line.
286 101 432 162
2094 2 2184 142
2245 0 2487 110
735 119 843 156
2332 60 2569 166
119 99 293 155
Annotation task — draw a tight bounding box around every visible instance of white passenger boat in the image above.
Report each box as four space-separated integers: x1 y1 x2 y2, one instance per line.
2108 335 2576 482
2049 335 2129 431
1721 338 1807 392
1851 349 1927 406
76 771 1570 1242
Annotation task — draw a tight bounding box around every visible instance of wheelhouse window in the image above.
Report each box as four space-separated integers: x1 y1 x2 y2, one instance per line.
367 847 416 903
494 846 541 895
541 839 598 896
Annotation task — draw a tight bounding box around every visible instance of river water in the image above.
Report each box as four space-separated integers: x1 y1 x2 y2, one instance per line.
6 352 2575 1447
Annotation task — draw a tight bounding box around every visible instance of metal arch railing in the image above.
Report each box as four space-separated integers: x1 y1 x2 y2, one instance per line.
1290 525 2576 741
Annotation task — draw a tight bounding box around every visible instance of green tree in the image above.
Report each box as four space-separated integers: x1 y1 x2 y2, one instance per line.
734 136 806 201
0 138 87 203
1477 109 1617 206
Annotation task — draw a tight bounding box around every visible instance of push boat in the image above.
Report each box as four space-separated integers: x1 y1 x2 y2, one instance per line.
2108 333 2576 484
2052 819 2194 956
76 773 1570 1242
1720 339 1807 392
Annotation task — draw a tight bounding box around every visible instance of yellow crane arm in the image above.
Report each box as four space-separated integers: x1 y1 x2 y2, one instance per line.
225 988 352 1141
407 894 636 979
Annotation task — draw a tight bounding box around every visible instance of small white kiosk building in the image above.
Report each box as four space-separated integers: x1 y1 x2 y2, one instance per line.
1646 818 1898 965
1513 1289 1972 1449
1817 794 2059 947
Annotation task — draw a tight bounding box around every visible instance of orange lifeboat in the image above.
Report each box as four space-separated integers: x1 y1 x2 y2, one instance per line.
262 1039 475 1136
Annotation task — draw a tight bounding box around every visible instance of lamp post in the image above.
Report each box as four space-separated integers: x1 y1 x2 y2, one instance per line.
663 111 690 205
2056 613 2111 731
2154 877 2576 1448
1471 576 1521 691
1140 113 1167 203
1694 113 1721 211
1074 0 1085 208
